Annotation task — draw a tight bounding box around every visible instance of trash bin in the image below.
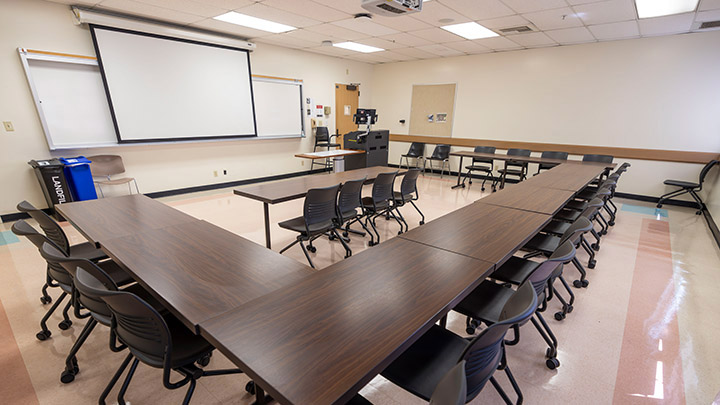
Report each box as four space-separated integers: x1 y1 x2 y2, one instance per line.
28 158 74 221
59 156 98 201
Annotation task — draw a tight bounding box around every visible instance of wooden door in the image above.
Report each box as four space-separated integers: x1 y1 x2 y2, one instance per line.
335 83 359 145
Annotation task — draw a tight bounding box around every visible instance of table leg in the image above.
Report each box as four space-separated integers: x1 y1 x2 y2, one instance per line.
252 386 273 405
263 202 271 249
501 161 508 189
451 156 465 189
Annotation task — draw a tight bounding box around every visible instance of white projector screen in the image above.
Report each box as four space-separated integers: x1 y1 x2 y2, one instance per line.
90 25 256 142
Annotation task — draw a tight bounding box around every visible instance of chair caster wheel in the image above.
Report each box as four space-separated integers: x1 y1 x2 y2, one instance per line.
656 204 663 208
246 381 256 395
554 312 566 321
40 296 51 305
601 230 608 235
609 220 616 226
465 327 476 335
368 241 377 247
197 353 211 367
588 260 596 269
546 358 560 370
328 234 336 241
60 370 76 384
592 243 600 251
573 280 583 288
36 330 51 341
306 245 317 253
696 211 702 215
58 320 72 330
566 304 574 313
481 187 485 191
582 280 589 287
545 347 557 358
342 231 349 237
419 221 425 225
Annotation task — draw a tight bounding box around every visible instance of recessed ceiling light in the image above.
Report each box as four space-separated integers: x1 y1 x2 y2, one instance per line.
441 22 498 40
333 42 384 53
635 0 699 19
213 12 296 33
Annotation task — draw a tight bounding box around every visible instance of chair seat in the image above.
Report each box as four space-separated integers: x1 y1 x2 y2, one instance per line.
393 191 414 203
455 281 515 324
131 313 214 369
402 153 423 158
576 188 597 200
278 216 334 235
490 256 540 285
339 208 359 221
91 284 167 327
663 179 699 189
96 177 135 186
427 157 447 161
316 142 341 148
564 200 588 211
362 197 389 211
465 164 492 171
497 168 524 175
381 325 468 401
542 220 570 236
68 242 108 262
98 260 134 287
553 208 581 222
523 233 560 254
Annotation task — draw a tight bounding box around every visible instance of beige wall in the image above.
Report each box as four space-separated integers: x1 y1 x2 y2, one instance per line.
372 32 720 197
0 0 374 215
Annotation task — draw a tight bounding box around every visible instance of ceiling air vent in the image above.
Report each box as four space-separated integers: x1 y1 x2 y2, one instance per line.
699 20 720 29
499 25 535 34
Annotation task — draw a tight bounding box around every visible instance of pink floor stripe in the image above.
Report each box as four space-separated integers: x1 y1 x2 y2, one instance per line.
613 219 685 404
0 297 39 404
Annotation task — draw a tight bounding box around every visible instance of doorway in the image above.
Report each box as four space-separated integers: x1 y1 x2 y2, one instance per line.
335 83 359 145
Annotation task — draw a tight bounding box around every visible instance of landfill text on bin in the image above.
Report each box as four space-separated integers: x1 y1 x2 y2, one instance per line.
52 176 66 203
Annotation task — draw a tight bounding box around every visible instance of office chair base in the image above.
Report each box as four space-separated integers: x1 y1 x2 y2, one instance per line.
58 319 72 330
41 282 52 304
60 358 79 384
546 357 560 370
573 279 589 288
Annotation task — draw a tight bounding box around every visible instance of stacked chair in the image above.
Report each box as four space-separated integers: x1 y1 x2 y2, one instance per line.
497 149 532 188
461 146 498 191
535 151 568 174
424 145 451 178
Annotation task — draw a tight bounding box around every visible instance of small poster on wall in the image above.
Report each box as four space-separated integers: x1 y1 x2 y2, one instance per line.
436 113 448 123
427 114 434 123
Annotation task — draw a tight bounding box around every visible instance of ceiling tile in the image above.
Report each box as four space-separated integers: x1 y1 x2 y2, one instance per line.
304 45 355 57
523 7 585 30
312 0 367 15
545 26 596 43
391 47 441 59
416 44 465 56
587 20 640 39
573 0 637 25
260 0 351 22
331 17 400 36
410 2 472 26
304 23 371 40
191 18 275 38
233 3 321 28
97 0 205 24
376 50 419 61
380 32 434 47
410 27 468 43
356 37 405 50
567 0 606 4
282 29 342 46
699 0 720 11
371 15 433 32
696 8 720 21
440 0 516 20
47 0 103 5
502 0 569 14
254 33 317 49
478 14 532 29
509 31 558 47
474 35 524 50
442 40 493 54
638 12 695 36
193 0 253 9
131 0 226 17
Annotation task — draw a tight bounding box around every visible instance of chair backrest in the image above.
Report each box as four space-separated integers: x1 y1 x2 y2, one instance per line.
582 154 614 163
399 168 421 199
40 242 118 319
17 200 70 253
472 146 495 164
371 171 398 205
406 142 425 157
460 281 537 401
507 148 531 157
429 361 467 405
74 270 171 367
559 217 593 245
337 177 367 221
11 220 72 286
88 155 126 177
431 145 451 159
699 160 719 185
315 126 330 143
304 184 340 229
541 151 569 160
527 241 576 296
581 198 605 220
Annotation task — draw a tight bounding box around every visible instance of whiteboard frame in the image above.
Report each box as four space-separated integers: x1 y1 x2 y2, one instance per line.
18 48 303 150
252 75 305 139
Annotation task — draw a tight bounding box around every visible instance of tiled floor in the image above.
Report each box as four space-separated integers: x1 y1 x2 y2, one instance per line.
1 173 719 404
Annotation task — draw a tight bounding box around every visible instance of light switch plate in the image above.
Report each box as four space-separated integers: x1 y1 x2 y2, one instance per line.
3 121 14 132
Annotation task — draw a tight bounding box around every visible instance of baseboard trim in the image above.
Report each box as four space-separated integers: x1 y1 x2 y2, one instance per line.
701 208 720 249
613 192 699 208
1 208 54 223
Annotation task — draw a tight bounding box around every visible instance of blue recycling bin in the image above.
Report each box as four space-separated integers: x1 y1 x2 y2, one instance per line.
60 156 98 201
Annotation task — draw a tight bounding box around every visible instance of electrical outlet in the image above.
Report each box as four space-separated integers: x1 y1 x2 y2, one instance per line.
223 169 227 175
213 170 218 177
3 121 14 132
301 160 304 166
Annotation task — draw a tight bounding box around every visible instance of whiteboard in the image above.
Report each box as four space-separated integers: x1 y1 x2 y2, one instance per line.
19 48 304 150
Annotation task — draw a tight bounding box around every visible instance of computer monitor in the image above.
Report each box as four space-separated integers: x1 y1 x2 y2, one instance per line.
353 108 377 125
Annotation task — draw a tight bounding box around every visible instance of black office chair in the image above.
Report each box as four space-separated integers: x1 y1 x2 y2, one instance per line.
462 146 497 191
361 171 401 245
459 240 576 370
400 142 425 169
536 151 568 174
40 242 165 384
311 126 340 171
544 197 605 254
333 177 372 253
424 145 451 178
497 149 531 188
17 200 108 305
279 184 345 268
658 160 718 215
72 269 243 405
582 154 614 163
393 168 425 232
381 281 537 404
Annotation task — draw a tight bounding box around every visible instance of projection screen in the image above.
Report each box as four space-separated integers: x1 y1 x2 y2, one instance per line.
90 25 256 142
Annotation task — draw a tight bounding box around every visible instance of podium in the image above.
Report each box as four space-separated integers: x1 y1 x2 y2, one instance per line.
342 130 389 171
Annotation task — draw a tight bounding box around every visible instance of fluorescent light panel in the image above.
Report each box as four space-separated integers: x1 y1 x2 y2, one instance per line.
635 0 699 19
214 11 296 33
333 42 384 53
441 22 498 40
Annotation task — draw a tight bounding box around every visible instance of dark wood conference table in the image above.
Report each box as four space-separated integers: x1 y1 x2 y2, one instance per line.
478 185 576 215
56 194 197 245
234 166 406 249
523 163 608 191
199 237 494 405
